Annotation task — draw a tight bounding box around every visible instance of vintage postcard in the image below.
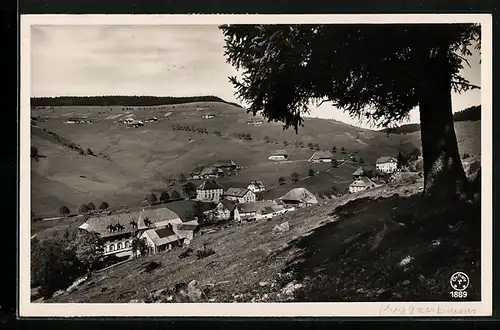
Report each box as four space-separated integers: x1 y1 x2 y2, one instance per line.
19 14 492 317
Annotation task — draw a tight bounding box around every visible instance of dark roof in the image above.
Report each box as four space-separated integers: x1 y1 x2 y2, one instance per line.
220 199 236 211
155 226 176 238
280 188 318 204
80 206 181 238
376 156 397 164
310 151 334 160
178 223 198 231
261 206 276 215
350 177 376 187
225 187 251 198
200 167 218 176
197 179 224 190
190 166 204 175
271 150 287 156
213 160 236 168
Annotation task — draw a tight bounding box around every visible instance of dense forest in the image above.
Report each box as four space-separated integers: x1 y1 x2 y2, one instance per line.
30 95 244 108
380 105 481 134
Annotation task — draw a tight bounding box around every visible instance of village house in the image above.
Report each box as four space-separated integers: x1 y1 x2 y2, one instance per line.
213 160 238 172
200 166 219 179
203 199 236 221
144 117 158 123
279 188 318 208
224 187 256 203
233 200 288 222
352 166 385 180
127 120 144 128
196 179 224 203
78 206 184 258
247 180 266 193
349 177 377 193
140 219 199 254
140 223 184 254
202 114 216 119
269 150 288 161
376 156 398 173
65 117 92 124
309 150 334 163
246 119 264 126
190 166 204 179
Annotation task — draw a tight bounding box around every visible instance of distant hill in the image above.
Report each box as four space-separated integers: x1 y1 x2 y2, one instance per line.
380 105 480 134
31 95 244 108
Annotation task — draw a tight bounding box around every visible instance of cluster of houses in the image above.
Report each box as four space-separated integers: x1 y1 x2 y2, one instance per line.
77 178 319 259
194 178 318 223
190 160 239 179
201 114 216 119
348 156 398 193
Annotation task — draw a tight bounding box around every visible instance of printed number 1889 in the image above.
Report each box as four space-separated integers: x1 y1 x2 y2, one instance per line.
450 291 468 298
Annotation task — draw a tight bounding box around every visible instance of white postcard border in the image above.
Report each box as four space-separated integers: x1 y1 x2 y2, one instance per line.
19 13 493 318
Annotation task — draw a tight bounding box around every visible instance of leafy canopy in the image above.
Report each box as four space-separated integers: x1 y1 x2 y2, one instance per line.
220 24 480 131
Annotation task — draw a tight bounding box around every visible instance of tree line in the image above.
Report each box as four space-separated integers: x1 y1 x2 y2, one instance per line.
380 105 481 135
31 95 244 108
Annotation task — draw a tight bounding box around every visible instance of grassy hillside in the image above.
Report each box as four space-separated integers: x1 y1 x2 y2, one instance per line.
45 174 481 303
31 101 422 218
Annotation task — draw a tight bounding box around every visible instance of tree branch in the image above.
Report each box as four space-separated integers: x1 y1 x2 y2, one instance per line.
316 99 334 107
451 81 480 90
456 54 471 68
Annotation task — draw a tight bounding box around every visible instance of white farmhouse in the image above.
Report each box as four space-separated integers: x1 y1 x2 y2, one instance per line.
196 179 224 203
349 177 377 193
224 187 256 204
375 156 398 173
269 150 288 161
309 150 334 163
247 181 266 193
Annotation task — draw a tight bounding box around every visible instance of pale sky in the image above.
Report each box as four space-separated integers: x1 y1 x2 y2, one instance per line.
31 25 481 129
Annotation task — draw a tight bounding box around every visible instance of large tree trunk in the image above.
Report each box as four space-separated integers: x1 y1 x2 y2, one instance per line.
418 48 469 201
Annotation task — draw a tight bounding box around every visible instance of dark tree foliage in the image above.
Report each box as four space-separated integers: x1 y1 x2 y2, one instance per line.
171 190 181 200
31 95 243 108
178 173 187 184
31 237 85 299
308 168 315 177
31 146 39 160
220 23 480 200
146 193 158 205
160 191 170 202
182 182 197 198
78 204 90 214
99 201 109 210
278 177 285 185
453 105 481 122
86 202 96 212
291 172 300 182
59 205 70 216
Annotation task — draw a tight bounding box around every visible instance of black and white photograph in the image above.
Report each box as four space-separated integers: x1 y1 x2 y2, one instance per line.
19 14 492 317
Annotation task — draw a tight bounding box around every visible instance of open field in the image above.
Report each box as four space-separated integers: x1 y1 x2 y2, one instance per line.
31 101 427 218
46 173 481 303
